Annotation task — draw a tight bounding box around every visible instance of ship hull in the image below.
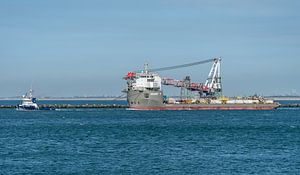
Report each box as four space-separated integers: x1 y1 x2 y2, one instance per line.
128 104 279 110
126 89 279 110
16 105 39 111
127 89 164 107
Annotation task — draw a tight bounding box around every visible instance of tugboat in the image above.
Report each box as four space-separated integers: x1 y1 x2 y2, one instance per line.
16 89 39 110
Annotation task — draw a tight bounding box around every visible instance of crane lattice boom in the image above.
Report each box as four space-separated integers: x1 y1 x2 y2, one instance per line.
148 58 215 72
159 58 222 97
127 58 222 97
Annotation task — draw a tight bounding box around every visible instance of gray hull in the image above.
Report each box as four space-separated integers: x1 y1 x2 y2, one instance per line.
126 89 279 110
127 90 164 107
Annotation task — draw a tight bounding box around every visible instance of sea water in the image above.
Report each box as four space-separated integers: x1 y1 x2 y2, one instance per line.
0 101 299 174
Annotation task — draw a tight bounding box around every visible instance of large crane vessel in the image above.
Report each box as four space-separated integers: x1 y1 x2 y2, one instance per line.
124 58 279 110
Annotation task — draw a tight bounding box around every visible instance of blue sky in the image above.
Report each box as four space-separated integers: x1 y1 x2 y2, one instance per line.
0 0 299 97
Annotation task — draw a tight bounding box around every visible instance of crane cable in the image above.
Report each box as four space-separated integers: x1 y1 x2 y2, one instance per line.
147 58 215 72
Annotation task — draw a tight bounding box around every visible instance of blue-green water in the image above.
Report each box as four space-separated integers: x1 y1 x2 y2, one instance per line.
0 102 299 174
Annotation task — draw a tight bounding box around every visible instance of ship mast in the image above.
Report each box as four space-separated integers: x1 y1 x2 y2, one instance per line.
143 62 149 74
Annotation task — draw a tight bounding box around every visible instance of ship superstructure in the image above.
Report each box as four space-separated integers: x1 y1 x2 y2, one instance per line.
16 89 39 110
124 63 164 107
124 58 279 110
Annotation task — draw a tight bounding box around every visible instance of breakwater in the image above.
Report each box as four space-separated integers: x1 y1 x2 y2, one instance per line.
279 104 300 108
0 104 128 109
0 103 299 109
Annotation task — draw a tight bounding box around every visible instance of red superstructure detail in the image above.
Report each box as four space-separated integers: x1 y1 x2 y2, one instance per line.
124 72 136 80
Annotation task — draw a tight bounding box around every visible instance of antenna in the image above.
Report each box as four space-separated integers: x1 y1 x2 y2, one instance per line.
143 62 149 74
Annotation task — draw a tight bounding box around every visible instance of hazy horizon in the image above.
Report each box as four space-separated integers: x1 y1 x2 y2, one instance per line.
1 0 299 97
